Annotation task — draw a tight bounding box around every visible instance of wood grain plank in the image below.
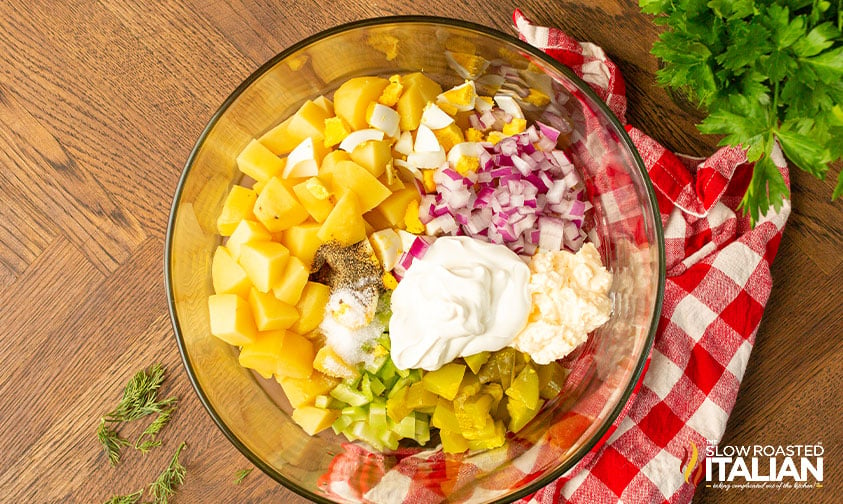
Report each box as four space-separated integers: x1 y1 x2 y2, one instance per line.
0 80 147 274
0 237 104 471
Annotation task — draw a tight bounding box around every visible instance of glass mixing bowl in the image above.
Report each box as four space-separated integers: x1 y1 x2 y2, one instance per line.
166 16 664 503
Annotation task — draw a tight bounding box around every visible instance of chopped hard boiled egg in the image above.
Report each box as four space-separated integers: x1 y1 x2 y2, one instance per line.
283 137 320 178
339 128 385 152
367 103 401 138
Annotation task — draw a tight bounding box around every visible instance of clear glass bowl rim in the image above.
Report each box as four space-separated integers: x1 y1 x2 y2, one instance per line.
164 14 666 504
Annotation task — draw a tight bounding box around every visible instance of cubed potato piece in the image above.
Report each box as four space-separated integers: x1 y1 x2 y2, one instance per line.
275 331 315 379
281 222 322 269
238 240 290 293
402 72 443 101
328 160 392 213
238 329 286 379
253 177 309 232
208 293 257 346
212 246 251 297
290 281 330 334
364 209 394 232
312 95 334 115
216 185 257 236
292 177 334 223
292 406 340 435
273 256 310 305
278 371 339 408
317 192 367 246
318 150 351 185
313 345 358 379
248 287 298 331
288 99 332 141
259 116 305 156
333 76 390 130
237 139 287 182
350 139 392 178
373 187 421 228
396 73 444 131
226 219 272 260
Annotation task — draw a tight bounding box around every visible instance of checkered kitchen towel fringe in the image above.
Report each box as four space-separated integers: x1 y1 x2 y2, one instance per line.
513 8 791 503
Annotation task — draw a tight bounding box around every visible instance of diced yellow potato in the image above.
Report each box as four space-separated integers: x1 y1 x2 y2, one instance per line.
292 406 340 435
333 76 390 130
422 363 467 401
238 329 285 379
238 240 290 293
212 246 251 297
275 330 315 379
259 116 305 156
350 139 392 178
236 139 287 182
396 86 428 132
363 209 393 232
328 160 392 213
292 177 334 223
226 219 272 260
397 72 443 130
380 168 405 191
317 192 367 246
312 95 334 115
278 371 339 408
289 99 331 141
318 150 351 185
402 72 444 101
290 281 331 334
208 293 258 346
280 221 322 269
216 185 257 236
253 177 309 232
273 256 310 305
313 345 358 379
248 287 298 331
373 187 421 228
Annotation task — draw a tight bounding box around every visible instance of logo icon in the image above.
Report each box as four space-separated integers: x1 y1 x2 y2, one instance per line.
681 441 705 485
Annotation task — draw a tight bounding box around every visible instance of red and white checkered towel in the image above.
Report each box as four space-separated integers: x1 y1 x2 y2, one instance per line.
513 8 790 503
315 11 791 503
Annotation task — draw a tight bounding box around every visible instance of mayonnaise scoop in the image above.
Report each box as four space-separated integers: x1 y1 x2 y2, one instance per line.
389 236 531 371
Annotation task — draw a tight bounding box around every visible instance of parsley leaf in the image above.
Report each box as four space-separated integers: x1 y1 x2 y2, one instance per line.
641 0 843 223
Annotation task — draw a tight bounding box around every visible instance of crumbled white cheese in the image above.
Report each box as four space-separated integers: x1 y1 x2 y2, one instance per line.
509 243 612 364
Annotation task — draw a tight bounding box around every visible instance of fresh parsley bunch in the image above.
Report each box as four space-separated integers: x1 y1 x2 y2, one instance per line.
640 0 843 223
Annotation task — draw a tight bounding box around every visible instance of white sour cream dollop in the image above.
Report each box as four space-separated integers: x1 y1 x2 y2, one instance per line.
389 236 530 371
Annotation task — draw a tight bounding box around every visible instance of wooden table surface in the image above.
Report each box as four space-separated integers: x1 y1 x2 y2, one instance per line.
1 1 839 503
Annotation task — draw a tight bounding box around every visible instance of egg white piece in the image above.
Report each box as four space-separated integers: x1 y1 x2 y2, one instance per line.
283 137 319 178
420 103 455 130
339 128 385 152
493 94 525 119
367 103 400 138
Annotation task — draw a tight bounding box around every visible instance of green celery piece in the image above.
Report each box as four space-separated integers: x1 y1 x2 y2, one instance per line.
368 400 388 434
393 414 417 438
331 383 369 407
414 413 431 445
368 374 386 397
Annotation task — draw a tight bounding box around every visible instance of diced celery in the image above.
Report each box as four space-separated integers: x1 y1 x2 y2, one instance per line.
368 374 386 397
396 367 411 378
414 413 430 445
340 405 368 422
332 414 354 434
369 400 388 433
393 414 417 438
331 383 369 407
